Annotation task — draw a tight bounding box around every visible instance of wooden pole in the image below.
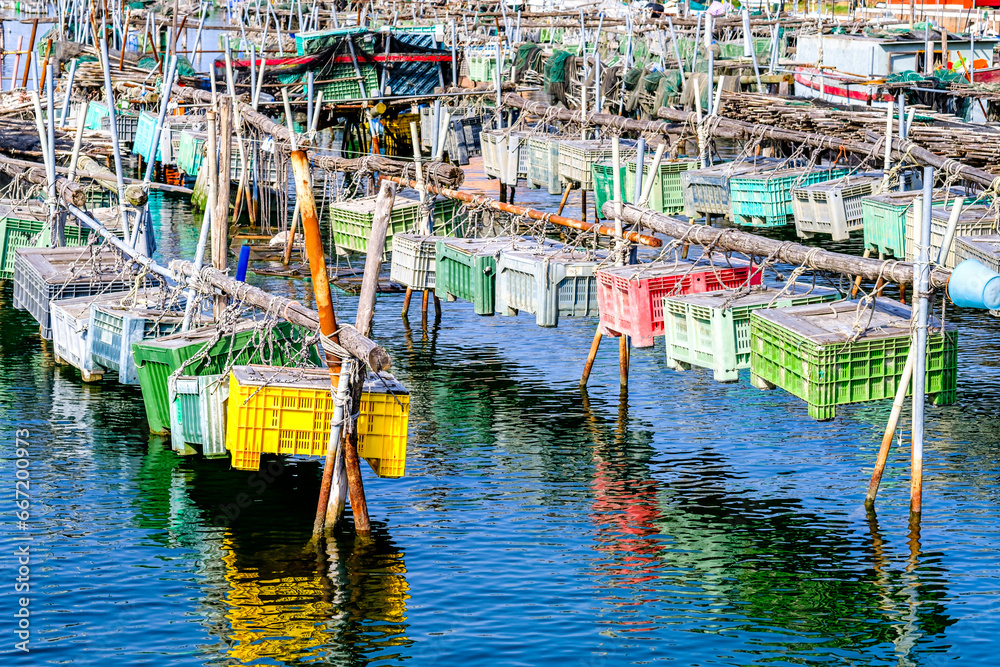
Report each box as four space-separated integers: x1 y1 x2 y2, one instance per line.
580 328 602 387
556 183 572 216
865 348 916 507
22 19 38 90
213 98 233 318
402 287 413 315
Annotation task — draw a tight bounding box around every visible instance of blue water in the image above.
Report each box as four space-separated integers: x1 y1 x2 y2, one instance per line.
2 182 1000 666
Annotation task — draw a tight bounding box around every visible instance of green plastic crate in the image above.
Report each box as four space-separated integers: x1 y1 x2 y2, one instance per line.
591 162 626 220
85 101 109 130
749 298 957 420
730 167 847 227
0 210 92 280
315 63 379 101
663 283 842 382
625 159 700 214
434 236 561 315
176 131 207 176
131 320 322 434
329 195 462 259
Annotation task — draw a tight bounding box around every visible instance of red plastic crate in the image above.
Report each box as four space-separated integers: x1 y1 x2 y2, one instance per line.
596 256 762 347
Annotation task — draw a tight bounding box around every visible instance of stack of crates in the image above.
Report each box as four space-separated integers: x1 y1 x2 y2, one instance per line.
100 112 140 150
131 320 322 434
50 292 128 383
750 298 958 420
495 247 609 327
591 163 627 220
595 255 763 348
84 101 110 130
13 247 138 339
729 166 847 227
329 195 462 258
0 204 92 280
625 159 700 214
791 174 883 241
133 113 204 165
527 137 563 195
87 290 197 385
955 234 1000 272
226 365 410 475
681 158 784 220
905 203 997 269
435 236 561 315
168 373 228 457
558 140 638 192
662 284 842 382
390 234 448 291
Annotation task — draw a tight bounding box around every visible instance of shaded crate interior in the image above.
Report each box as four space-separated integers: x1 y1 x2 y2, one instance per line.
662 283 842 382
750 298 957 420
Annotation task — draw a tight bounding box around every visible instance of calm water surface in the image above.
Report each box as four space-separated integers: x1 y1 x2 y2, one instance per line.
0 16 999 662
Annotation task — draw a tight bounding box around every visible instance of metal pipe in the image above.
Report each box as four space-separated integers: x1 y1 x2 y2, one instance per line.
67 111 86 184
143 56 178 185
99 37 131 244
639 144 666 208
937 196 966 266
910 168 933 515
633 137 645 204
59 59 77 128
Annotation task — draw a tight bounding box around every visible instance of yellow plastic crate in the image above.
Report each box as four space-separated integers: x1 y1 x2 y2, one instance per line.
225 365 409 476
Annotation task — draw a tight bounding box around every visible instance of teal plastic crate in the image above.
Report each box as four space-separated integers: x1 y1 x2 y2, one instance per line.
133 111 162 162
85 101 109 130
591 162 627 220
294 27 366 56
177 131 206 176
663 283 842 382
749 298 957 420
168 373 229 457
88 297 191 385
329 195 463 259
625 159 700 214
730 167 847 227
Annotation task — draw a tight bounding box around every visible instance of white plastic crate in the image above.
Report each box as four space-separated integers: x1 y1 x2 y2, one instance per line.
169 373 229 457
905 204 999 269
495 247 609 327
527 137 563 195
792 175 883 241
390 234 445 290
50 294 110 382
482 130 529 183
558 140 638 191
954 234 1000 272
